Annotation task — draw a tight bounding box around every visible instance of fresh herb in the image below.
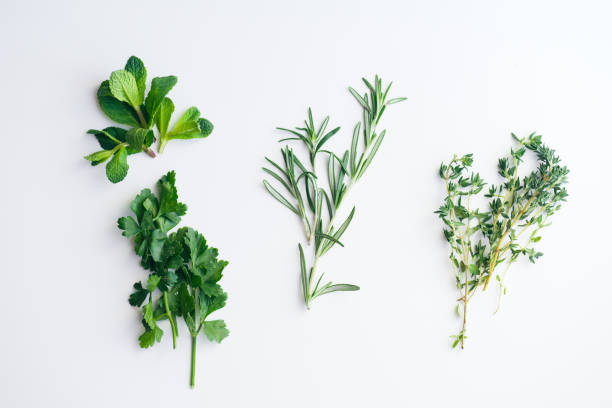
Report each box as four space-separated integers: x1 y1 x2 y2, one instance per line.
84 56 214 183
118 171 229 387
436 133 569 349
263 76 406 308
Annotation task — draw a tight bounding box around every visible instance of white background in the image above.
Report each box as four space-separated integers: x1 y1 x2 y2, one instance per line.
1 0 611 406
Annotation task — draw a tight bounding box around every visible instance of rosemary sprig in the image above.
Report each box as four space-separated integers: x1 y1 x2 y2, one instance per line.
263 76 406 308
436 133 569 348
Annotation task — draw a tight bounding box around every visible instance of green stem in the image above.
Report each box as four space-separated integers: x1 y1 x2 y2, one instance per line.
163 292 177 349
158 136 168 154
136 107 147 128
305 182 354 308
135 107 156 158
190 335 197 388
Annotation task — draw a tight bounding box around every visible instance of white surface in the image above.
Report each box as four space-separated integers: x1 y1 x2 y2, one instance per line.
1 0 611 406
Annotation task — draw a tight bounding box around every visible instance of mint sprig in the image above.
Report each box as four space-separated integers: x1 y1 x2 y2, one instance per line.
118 171 229 388
85 56 214 183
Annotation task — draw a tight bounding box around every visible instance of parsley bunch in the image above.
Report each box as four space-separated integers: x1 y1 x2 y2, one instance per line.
263 76 406 308
118 171 229 387
84 56 214 183
436 134 569 348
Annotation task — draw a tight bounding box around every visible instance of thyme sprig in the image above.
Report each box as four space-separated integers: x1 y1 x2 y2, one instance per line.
436 133 569 348
263 76 406 308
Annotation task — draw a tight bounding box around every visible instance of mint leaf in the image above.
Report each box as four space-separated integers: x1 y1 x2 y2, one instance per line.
126 128 152 151
203 320 229 343
156 97 174 137
84 149 113 164
97 80 140 127
198 118 214 137
165 108 213 141
124 56 147 102
109 69 142 108
168 107 200 136
106 146 129 183
145 76 177 120
87 128 121 150
87 58 214 179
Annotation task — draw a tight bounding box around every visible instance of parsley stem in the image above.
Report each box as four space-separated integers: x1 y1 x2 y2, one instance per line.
163 292 177 349
190 335 197 388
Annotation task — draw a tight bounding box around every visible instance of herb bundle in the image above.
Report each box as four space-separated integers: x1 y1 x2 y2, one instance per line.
118 171 229 387
263 76 406 308
84 56 214 183
436 134 569 348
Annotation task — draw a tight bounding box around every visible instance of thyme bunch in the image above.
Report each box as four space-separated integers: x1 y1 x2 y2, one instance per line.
263 76 406 308
436 133 569 348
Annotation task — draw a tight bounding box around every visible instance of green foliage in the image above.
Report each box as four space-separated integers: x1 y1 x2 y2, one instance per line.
84 56 215 183
436 133 569 349
118 171 229 387
263 76 406 308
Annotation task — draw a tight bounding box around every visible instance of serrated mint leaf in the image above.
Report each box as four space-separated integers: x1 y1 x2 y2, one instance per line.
100 127 144 155
144 76 177 120
97 80 141 127
105 146 129 183
109 69 142 108
84 149 113 164
126 128 151 151
203 320 229 343
168 107 200 136
124 56 147 102
87 129 121 150
198 118 214 137
156 97 174 137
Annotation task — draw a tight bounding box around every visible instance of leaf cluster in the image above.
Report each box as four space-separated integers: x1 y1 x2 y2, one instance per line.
435 133 569 348
118 171 228 386
84 56 214 183
263 76 406 307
